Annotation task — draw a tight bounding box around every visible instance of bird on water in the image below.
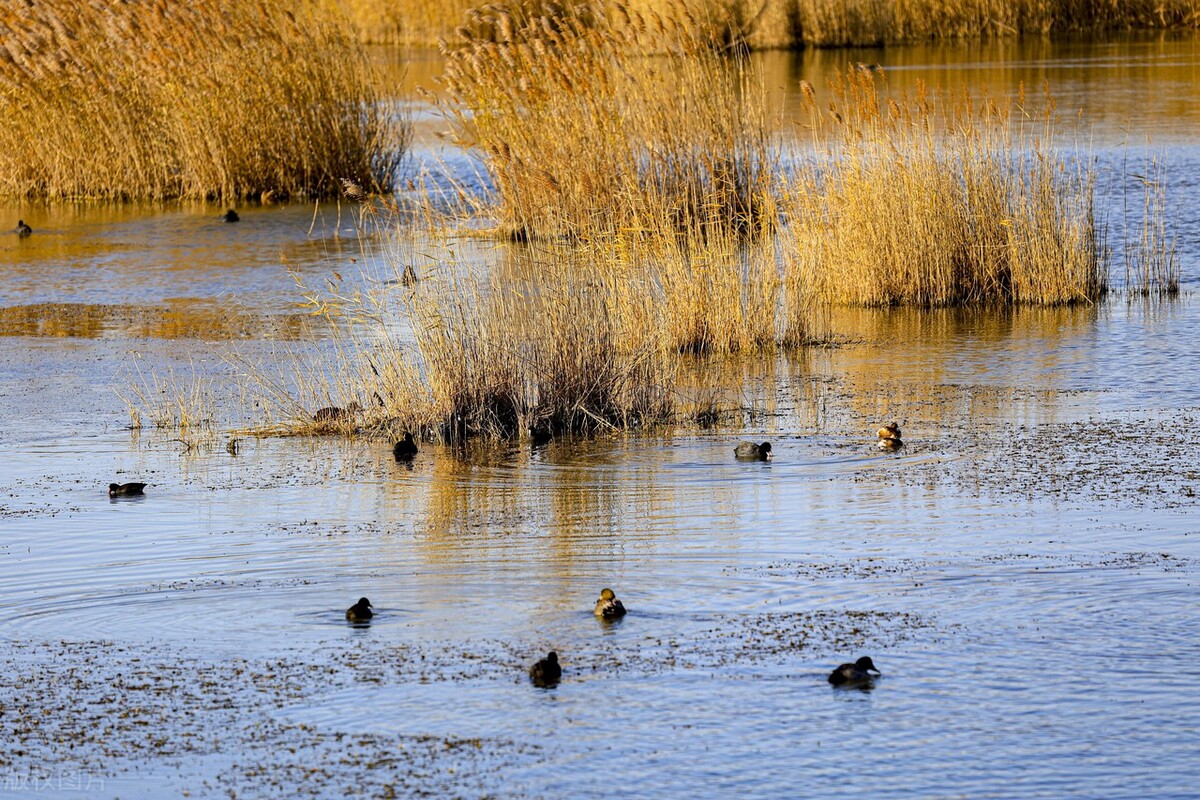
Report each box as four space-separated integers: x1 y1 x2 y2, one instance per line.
345 597 373 623
529 651 561 687
877 421 903 450
828 656 882 688
108 482 146 497
735 441 772 461
393 432 418 461
594 588 627 620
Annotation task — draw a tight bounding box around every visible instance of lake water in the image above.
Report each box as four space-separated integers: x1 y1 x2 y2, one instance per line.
3 35 1200 800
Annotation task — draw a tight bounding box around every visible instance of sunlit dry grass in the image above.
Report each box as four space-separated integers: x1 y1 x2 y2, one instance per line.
115 357 216 434
1123 159 1180 295
437 1 776 241
793 0 1200 46
782 72 1106 307
0 0 406 200
228 219 678 441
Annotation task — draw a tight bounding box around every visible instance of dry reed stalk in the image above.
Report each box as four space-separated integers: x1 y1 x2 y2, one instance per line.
783 72 1106 307
0 0 406 200
114 356 217 432
437 1 777 242
1123 159 1180 295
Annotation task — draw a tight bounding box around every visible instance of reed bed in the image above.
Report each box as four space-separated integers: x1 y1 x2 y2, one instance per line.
437 1 776 241
782 73 1105 307
0 0 406 200
232 233 678 442
793 0 1200 46
230 183 817 443
343 0 1200 47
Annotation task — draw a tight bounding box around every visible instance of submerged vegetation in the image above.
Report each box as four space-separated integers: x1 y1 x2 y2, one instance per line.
0 0 406 200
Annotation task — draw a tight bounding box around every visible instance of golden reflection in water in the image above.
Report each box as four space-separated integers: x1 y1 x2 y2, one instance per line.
398 436 755 568
756 34 1200 140
388 33 1200 145
0 302 312 340
818 304 1102 433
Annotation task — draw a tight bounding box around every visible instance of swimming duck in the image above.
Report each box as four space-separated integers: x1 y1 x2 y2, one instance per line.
828 656 881 687
594 587 627 620
529 651 561 687
529 422 553 447
313 401 362 424
345 597 373 622
393 432 418 461
734 441 772 461
108 482 146 497
222 209 240 223
16 220 32 237
877 422 901 441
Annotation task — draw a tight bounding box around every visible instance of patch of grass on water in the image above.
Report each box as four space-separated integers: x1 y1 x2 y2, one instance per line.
782 73 1107 307
437 1 776 242
0 0 407 200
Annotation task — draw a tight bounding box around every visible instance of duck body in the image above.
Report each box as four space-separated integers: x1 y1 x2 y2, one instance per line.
108 482 146 497
877 422 903 450
828 656 881 687
877 422 901 441
222 209 240 223
345 597 373 622
594 588 627 620
393 432 418 461
529 651 561 687
313 401 362 424
16 220 32 237
734 441 772 461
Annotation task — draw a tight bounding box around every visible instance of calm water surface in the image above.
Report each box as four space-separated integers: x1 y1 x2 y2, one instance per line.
2 36 1200 800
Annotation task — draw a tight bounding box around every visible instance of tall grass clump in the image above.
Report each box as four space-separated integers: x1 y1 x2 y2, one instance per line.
437 1 776 241
783 73 1106 307
232 230 679 442
0 0 406 200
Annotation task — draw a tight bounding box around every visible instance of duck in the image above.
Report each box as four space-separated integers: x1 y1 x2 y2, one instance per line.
877 422 901 441
529 651 561 687
828 656 881 687
345 597 373 623
529 422 553 447
222 209 240 223
594 587 627 620
393 432 418 461
16 220 32 237
108 482 146 497
734 441 772 461
313 401 362 424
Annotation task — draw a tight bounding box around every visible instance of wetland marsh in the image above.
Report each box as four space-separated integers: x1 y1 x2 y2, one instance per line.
3 26 1200 800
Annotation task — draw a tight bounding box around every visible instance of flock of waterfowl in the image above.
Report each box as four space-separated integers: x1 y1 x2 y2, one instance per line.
340 587 881 689
107 419 903 691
